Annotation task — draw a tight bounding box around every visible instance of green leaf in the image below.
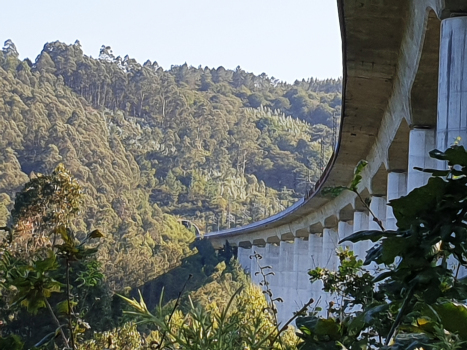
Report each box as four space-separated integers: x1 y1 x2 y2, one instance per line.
0 335 24 350
320 186 348 198
433 302 467 340
56 300 77 314
430 146 467 167
339 230 396 244
88 229 104 238
34 253 58 273
390 177 447 229
349 160 368 191
297 316 341 340
413 167 451 177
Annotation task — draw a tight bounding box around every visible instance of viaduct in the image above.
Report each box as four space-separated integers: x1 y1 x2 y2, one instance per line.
205 0 467 324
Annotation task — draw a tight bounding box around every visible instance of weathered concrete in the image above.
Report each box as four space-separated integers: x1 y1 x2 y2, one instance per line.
386 172 407 230
407 128 436 191
203 0 467 324
438 17 467 150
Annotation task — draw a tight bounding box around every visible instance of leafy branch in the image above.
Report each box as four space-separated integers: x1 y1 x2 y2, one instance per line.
321 160 385 231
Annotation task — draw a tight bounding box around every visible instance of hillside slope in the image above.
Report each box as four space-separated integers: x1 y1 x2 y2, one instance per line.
0 40 340 288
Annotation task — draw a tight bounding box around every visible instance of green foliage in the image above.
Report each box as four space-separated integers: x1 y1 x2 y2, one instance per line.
118 283 299 350
0 165 106 348
0 39 341 348
321 160 368 198
7 252 62 314
299 249 385 350
0 40 338 257
321 145 467 348
0 334 24 350
76 322 143 350
12 164 81 235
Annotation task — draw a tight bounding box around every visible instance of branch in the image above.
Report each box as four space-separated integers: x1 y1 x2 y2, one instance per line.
45 298 69 348
354 191 385 231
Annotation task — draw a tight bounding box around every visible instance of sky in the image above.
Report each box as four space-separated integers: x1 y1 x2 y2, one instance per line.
0 0 342 83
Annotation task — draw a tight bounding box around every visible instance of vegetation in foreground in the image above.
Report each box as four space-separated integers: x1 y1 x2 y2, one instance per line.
3 147 467 349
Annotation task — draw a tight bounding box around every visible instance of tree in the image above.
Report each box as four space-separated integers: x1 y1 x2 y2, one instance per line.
1 164 104 349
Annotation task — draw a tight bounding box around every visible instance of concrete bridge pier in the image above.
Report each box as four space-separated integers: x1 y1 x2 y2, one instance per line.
368 196 386 231
407 127 436 191
294 237 313 310
437 16 467 277
275 241 294 319
251 245 267 285
338 220 353 251
238 246 252 274
352 211 369 261
386 172 407 230
308 232 326 312
322 228 339 270
266 243 280 289
437 16 467 151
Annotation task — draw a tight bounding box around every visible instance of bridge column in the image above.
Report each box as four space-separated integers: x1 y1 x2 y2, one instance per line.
276 240 294 323
308 233 325 312
407 127 436 192
322 228 339 270
353 211 369 261
437 16 467 151
237 246 252 274
338 221 353 250
266 243 280 288
365 196 387 269
437 16 467 278
386 172 407 230
294 237 312 307
250 246 264 285
368 196 386 231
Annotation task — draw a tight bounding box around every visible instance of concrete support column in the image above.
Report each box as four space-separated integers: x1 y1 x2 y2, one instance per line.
353 211 369 261
386 172 407 230
294 238 310 290
266 243 280 288
293 238 311 309
277 241 294 298
309 233 323 270
338 221 354 250
407 128 436 192
276 241 294 324
250 246 266 285
438 17 467 279
438 17 467 151
322 228 339 270
308 233 325 312
369 196 387 231
237 246 252 274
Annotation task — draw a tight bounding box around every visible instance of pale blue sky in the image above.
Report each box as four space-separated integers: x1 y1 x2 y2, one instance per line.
1 0 342 83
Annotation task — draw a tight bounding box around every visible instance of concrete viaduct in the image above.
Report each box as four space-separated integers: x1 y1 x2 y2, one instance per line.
205 0 467 324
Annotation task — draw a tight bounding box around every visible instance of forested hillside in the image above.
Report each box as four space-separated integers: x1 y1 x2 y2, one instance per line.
0 39 340 290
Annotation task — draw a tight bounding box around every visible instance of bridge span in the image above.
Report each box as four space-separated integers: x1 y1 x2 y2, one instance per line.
205 0 467 324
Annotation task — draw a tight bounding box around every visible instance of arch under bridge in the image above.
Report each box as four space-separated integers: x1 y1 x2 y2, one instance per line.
205 0 467 324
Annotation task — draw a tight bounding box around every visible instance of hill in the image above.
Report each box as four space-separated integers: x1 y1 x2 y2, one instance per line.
0 39 340 289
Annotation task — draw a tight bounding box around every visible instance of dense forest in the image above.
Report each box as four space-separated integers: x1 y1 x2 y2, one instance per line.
0 39 340 291
0 39 340 348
